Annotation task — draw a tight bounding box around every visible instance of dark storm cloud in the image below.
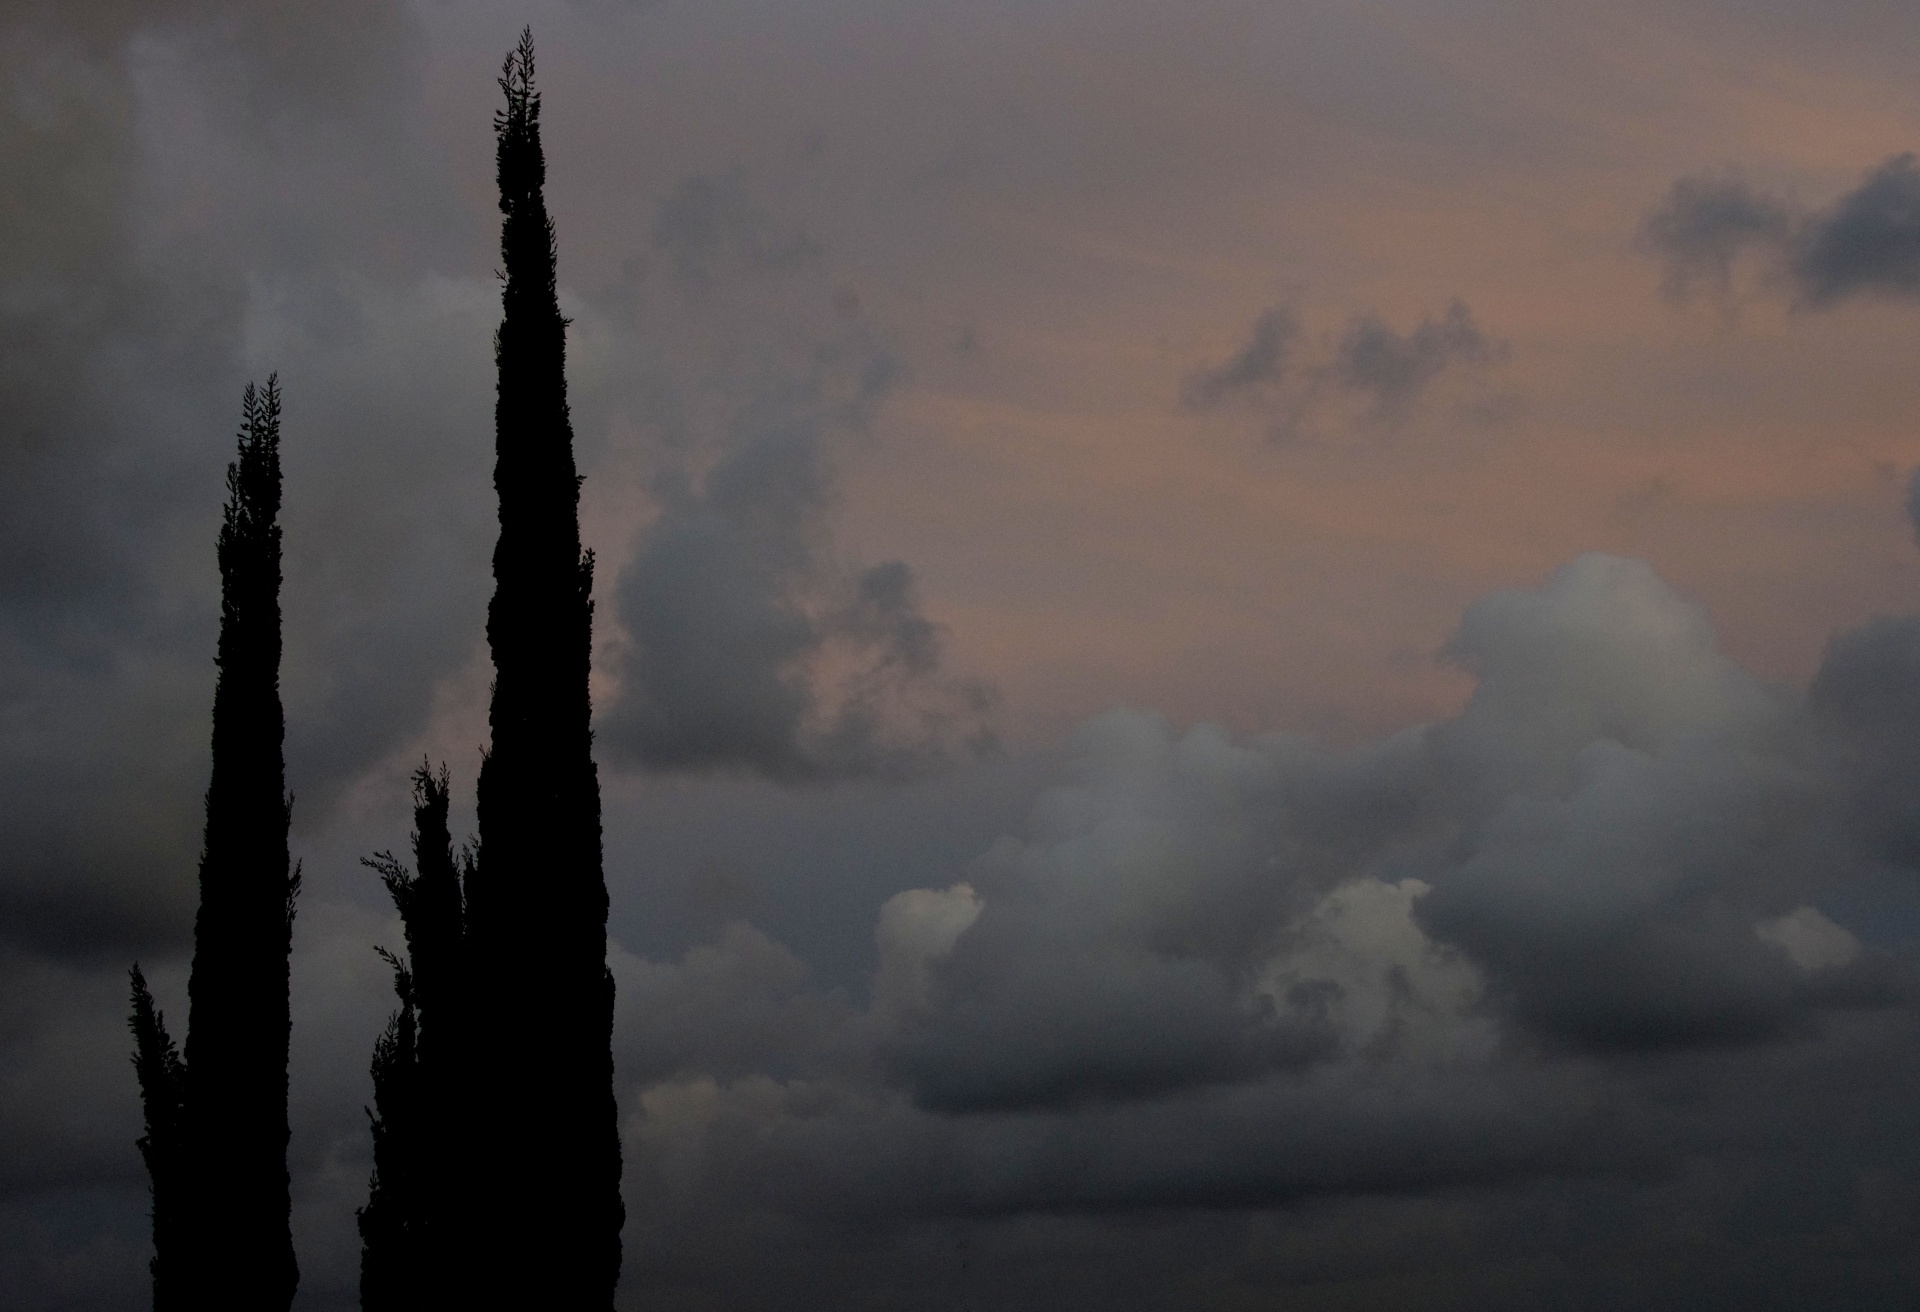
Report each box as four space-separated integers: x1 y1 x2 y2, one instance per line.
1646 154 1920 308
577 554 1920 1311
614 1008 1920 1311
860 556 1904 1124
597 177 992 780
1810 613 1920 870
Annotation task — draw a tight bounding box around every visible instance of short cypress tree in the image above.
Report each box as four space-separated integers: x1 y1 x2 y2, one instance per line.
359 764 468 1304
358 950 422 1311
132 377 300 1310
127 966 186 1312
464 30 623 1307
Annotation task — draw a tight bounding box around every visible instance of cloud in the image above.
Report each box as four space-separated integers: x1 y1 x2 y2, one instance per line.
1413 557 1853 1048
596 178 993 780
863 555 1906 1123
18 422 1920 1302
1794 153 1920 305
1334 300 1503 418
1182 300 1504 434
1640 173 1795 299
1645 154 1920 308
598 352 992 779
614 924 859 1085
11 5 1920 1307
1809 612 1920 870
0 0 488 962
577 555 1920 1303
1178 306 1298 410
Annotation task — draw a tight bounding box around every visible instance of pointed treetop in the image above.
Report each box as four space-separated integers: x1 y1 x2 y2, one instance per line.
497 29 539 131
224 374 282 541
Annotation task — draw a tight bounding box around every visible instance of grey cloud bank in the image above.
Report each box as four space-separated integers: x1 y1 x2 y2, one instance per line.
600 552 1920 1308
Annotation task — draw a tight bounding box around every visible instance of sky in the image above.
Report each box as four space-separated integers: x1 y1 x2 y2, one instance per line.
7 0 1920 1307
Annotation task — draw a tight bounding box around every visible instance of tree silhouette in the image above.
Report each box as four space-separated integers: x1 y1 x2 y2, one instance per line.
464 29 623 1306
131 377 300 1310
359 764 469 1304
127 966 185 1312
358 949 422 1311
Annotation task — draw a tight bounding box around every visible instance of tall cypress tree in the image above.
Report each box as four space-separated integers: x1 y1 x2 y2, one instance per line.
465 30 623 1306
131 377 300 1310
358 764 468 1306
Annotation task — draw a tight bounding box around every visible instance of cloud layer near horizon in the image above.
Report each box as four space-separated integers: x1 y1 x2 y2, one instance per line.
597 552 1920 1308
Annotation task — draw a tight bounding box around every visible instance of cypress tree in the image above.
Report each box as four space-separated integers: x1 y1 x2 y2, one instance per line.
465 29 623 1306
358 950 422 1311
131 377 300 1310
358 764 468 1305
127 966 186 1312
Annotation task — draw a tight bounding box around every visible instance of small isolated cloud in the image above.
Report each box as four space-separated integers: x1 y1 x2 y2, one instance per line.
1645 154 1920 309
1640 174 1795 300
1178 306 1298 410
1182 300 1505 435
1334 300 1502 418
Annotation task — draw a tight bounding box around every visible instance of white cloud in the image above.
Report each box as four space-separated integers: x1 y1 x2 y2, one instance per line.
1757 905 1861 973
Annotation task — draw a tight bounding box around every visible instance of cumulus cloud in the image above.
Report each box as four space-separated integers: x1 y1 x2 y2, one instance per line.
22 495 1920 1304
579 554 1920 1305
1182 300 1504 434
596 178 993 780
1645 153 1920 308
858 555 1907 1125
